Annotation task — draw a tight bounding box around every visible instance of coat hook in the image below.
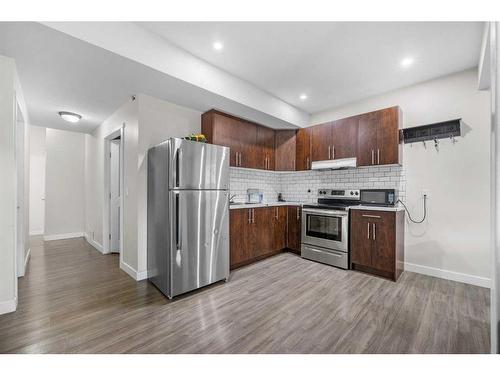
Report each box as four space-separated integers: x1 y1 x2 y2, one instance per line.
434 138 439 151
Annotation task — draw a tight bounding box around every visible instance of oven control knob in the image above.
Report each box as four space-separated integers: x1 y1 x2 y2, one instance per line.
350 191 354 195
355 191 359 195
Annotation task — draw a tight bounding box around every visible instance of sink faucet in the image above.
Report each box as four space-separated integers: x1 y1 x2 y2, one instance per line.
229 194 236 203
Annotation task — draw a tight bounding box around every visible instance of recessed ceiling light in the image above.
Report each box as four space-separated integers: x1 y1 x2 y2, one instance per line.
400 57 414 68
213 41 223 51
299 94 308 100
58 111 82 123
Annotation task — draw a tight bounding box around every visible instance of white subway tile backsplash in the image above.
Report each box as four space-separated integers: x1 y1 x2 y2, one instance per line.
230 165 406 203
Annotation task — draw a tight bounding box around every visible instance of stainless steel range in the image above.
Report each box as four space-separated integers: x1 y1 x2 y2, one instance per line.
301 189 361 269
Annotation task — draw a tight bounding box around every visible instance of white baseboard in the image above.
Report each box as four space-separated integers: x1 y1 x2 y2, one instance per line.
43 232 84 241
0 298 17 315
120 260 148 281
29 230 43 236
404 262 491 288
84 233 104 254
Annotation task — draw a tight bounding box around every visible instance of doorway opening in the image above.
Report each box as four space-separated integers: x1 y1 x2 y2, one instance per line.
103 127 124 261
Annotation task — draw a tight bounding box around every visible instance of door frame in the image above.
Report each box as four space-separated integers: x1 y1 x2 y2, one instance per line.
103 126 124 264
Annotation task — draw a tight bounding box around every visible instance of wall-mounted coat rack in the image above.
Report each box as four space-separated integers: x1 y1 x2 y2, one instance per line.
402 118 461 144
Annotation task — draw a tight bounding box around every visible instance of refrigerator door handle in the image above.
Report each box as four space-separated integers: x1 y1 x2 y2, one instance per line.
175 191 181 250
175 148 182 188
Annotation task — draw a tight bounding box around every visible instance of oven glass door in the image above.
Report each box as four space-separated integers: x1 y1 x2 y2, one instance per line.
302 209 348 252
306 214 342 241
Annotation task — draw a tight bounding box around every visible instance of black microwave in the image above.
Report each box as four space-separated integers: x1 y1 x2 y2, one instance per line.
360 189 397 206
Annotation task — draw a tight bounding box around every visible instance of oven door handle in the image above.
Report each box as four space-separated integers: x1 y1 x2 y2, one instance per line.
302 208 348 217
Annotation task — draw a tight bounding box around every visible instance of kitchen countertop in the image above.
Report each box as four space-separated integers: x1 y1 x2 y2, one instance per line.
349 205 405 212
229 201 304 210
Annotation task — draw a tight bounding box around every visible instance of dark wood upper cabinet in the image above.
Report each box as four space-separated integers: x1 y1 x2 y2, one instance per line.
296 128 311 171
256 126 275 170
377 107 401 166
357 111 379 167
202 111 257 168
275 130 296 171
203 106 401 171
350 209 404 281
331 117 358 159
311 122 333 161
357 106 402 167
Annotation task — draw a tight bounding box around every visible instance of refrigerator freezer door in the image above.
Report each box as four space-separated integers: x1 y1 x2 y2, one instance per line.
170 189 230 297
169 138 230 190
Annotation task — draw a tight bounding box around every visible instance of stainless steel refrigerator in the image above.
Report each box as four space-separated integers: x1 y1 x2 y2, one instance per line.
147 138 230 299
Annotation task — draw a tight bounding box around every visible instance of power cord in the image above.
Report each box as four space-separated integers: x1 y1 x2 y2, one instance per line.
397 195 427 224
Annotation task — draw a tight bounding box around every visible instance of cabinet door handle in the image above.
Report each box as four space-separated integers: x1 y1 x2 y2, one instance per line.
297 208 300 220
377 149 380 164
306 157 310 169
328 146 331 159
371 149 374 165
332 145 335 159
367 222 370 239
275 207 278 219
248 208 251 223
239 152 242 166
362 214 381 219
373 223 376 241
252 208 255 223
235 152 238 166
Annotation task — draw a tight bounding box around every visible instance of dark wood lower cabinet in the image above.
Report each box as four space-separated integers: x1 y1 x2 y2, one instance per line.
286 206 301 254
272 206 288 251
350 209 405 281
230 205 302 269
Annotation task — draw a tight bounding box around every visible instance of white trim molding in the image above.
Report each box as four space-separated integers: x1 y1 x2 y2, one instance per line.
43 232 83 241
29 230 44 236
120 261 147 281
0 297 17 315
23 247 31 272
405 262 491 288
84 233 104 254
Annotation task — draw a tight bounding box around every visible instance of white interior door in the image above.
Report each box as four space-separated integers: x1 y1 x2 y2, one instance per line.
109 140 121 253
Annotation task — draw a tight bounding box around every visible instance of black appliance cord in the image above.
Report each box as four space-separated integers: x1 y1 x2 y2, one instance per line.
397 195 427 224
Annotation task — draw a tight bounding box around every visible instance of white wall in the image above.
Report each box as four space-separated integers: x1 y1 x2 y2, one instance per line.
312 69 491 287
29 126 46 235
0 56 18 313
1 55 30 314
85 98 139 268
136 94 201 274
44 128 86 239
84 94 200 279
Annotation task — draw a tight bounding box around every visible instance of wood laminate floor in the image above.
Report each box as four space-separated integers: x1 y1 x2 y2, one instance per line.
0 236 490 353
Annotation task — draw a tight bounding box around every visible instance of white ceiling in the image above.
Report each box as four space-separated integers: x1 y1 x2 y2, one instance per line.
0 22 304 133
138 22 484 113
0 22 484 133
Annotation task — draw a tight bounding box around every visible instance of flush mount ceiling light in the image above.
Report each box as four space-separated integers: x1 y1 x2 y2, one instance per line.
213 41 223 51
58 111 82 123
400 57 414 68
299 94 308 100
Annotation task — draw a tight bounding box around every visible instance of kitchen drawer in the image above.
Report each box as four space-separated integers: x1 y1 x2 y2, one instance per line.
301 244 348 269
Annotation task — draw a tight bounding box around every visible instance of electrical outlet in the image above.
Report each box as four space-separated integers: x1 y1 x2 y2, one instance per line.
422 189 429 199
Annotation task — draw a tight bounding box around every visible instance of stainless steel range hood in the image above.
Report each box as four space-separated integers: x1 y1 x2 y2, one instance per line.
311 157 357 170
